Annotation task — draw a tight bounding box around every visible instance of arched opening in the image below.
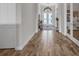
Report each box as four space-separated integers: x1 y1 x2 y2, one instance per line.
43 12 52 25
42 7 53 30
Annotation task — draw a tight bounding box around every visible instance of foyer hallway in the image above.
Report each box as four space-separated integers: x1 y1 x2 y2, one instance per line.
0 29 79 56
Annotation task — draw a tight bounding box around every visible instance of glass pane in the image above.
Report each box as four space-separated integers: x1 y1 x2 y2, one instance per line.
73 3 79 41
43 19 47 24
67 3 71 34
44 13 47 19
43 13 52 25
43 13 47 24
48 13 52 25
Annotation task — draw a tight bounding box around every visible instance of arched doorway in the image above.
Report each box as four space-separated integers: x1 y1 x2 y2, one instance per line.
42 6 53 30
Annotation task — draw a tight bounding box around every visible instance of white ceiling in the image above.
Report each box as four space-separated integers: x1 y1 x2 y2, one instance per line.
39 3 56 7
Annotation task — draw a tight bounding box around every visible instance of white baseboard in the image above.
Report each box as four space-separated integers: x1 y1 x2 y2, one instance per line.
15 31 35 50
59 32 79 47
66 34 79 47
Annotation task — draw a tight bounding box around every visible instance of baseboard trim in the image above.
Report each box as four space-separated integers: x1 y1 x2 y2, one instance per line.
66 34 79 47
15 31 36 50
58 31 79 47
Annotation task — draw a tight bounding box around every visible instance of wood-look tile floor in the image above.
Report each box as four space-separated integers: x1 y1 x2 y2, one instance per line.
0 30 79 56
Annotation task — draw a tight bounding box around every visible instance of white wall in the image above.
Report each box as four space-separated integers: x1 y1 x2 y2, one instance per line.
56 4 62 32
0 25 16 48
16 3 22 49
51 6 55 26
0 3 16 48
16 3 38 50
0 3 38 50
56 3 65 34
0 3 16 24
61 4 65 34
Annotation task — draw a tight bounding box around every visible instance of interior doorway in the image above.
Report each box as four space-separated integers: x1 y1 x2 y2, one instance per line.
43 12 52 25
42 7 53 30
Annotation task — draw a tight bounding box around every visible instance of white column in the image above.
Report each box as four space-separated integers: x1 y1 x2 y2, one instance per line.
64 3 67 35
55 4 57 28
36 4 38 33
58 4 62 33
70 3 73 36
